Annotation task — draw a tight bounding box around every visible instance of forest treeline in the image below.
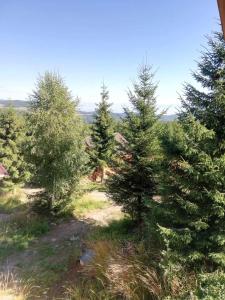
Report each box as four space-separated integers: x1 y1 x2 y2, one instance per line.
1 31 225 298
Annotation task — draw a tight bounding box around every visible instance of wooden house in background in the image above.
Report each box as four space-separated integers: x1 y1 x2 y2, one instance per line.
0 164 9 180
86 132 128 182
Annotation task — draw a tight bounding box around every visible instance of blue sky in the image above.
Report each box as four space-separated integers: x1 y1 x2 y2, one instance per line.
0 0 220 113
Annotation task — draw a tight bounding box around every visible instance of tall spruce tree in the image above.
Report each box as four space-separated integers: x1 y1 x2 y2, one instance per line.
107 65 162 224
90 83 115 181
159 117 225 269
159 32 225 269
0 107 29 189
181 32 225 149
28 72 88 213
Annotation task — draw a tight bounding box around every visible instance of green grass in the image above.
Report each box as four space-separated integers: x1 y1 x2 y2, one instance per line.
72 194 110 216
0 196 21 213
17 240 82 298
0 184 130 299
89 217 134 242
85 181 106 192
0 189 27 214
79 178 107 193
0 214 49 262
38 244 56 258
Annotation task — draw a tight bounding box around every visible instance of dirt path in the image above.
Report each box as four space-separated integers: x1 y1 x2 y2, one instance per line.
0 213 11 222
84 190 122 225
87 190 108 200
0 191 122 276
85 204 122 225
23 187 44 196
0 219 89 274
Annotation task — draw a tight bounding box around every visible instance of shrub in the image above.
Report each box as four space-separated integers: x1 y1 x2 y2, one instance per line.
195 271 225 300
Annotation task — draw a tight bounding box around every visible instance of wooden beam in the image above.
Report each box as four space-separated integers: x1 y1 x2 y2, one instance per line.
218 0 225 38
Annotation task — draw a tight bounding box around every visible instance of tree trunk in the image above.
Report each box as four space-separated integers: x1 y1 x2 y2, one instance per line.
100 166 105 183
137 195 143 226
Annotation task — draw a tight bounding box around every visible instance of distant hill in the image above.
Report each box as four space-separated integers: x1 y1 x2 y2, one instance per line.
0 99 29 110
79 111 124 123
0 100 177 122
161 114 177 122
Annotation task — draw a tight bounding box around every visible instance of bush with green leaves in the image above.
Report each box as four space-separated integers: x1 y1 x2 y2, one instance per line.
195 271 225 300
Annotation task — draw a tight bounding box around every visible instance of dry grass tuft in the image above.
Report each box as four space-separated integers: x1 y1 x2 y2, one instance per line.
0 188 27 214
76 240 163 300
0 272 35 300
163 269 197 299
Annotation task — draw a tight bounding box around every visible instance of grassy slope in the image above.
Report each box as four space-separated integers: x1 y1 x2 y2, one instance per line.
0 182 125 299
1 182 224 299
2 183 220 300
1 187 220 300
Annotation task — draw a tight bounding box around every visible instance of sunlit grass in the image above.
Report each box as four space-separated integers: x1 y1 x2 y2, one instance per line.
0 188 27 214
89 218 133 242
0 273 34 300
79 178 107 193
72 194 110 217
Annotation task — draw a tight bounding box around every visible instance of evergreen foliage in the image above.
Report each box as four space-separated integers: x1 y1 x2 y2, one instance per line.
159 32 225 269
181 32 225 148
159 117 225 268
0 107 29 188
90 83 115 174
195 271 225 299
107 65 162 224
28 72 88 213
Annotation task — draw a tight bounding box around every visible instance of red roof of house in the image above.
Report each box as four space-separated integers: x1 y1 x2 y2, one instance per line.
0 164 8 176
85 132 128 149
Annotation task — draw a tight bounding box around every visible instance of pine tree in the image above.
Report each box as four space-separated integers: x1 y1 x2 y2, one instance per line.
0 107 29 189
107 65 162 224
181 32 225 148
28 72 88 213
90 83 115 181
159 117 225 269
158 32 225 269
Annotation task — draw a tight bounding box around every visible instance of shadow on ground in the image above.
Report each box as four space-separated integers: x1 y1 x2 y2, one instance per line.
0 212 130 300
